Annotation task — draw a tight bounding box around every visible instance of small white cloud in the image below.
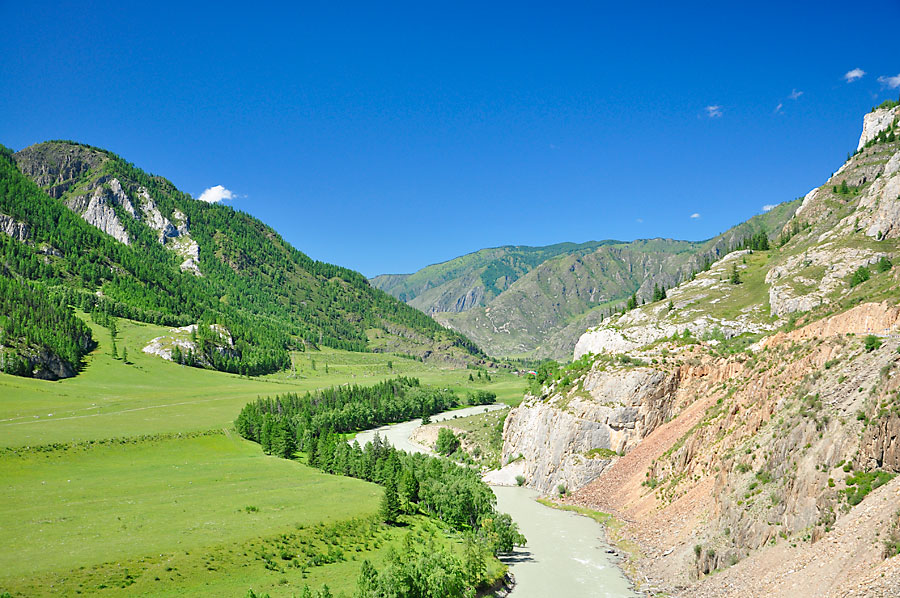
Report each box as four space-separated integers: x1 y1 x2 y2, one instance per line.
774 102 784 114
762 204 776 212
636 218 644 224
789 89 803 100
877 73 900 89
844 68 865 83
198 185 236 203
705 105 722 118
690 213 701 219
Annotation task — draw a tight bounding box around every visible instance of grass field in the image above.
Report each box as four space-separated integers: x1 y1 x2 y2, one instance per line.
0 315 526 448
0 314 525 596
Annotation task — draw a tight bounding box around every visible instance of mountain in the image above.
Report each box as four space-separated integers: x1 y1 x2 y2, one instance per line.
371 241 614 313
376 207 798 360
499 101 900 595
0 141 483 379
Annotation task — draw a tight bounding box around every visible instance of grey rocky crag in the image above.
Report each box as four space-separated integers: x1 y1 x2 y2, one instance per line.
0 212 29 241
503 365 677 494
13 142 203 275
65 177 134 245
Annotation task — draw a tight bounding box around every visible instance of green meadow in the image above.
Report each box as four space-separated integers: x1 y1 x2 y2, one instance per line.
0 315 526 596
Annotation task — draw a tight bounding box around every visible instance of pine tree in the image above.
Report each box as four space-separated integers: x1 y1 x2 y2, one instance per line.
380 478 400 524
122 346 128 363
730 263 742 285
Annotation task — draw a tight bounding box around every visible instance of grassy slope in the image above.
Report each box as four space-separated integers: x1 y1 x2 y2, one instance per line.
0 314 525 447
0 314 525 597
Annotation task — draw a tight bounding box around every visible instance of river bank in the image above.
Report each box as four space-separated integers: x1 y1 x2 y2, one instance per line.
355 404 640 598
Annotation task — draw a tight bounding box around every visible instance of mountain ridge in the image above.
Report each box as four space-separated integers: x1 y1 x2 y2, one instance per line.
0 140 486 379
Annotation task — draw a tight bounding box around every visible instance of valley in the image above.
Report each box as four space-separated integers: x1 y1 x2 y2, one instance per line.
2 22 900 596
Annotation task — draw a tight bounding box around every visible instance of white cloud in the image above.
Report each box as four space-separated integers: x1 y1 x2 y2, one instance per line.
844 68 865 83
705 105 722 118
690 213 701 219
762 204 776 212
198 185 236 203
877 73 900 89
789 89 803 100
636 218 644 224
774 102 783 114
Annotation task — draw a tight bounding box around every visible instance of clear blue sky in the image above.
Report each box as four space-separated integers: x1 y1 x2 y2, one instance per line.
2 1 899 277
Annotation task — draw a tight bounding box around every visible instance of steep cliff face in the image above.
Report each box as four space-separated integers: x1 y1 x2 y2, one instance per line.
503 365 678 494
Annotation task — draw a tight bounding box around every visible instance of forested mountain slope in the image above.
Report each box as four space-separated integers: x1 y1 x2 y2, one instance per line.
0 141 483 379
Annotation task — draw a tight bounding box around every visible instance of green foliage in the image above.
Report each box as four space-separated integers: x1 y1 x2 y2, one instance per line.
0 142 483 379
730 263 742 285
738 230 770 251
876 256 893 273
626 293 638 310
379 479 401 524
849 266 871 287
0 276 94 376
435 428 461 456
652 283 667 302
515 475 525 486
235 378 461 454
355 534 475 598
864 335 883 352
842 470 896 506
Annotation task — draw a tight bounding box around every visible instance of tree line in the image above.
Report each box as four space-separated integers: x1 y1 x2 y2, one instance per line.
235 378 523 595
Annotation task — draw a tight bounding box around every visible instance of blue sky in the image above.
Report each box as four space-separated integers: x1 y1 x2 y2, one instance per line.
2 1 899 277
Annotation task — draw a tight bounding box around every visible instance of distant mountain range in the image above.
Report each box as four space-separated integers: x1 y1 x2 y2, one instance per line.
372 205 798 359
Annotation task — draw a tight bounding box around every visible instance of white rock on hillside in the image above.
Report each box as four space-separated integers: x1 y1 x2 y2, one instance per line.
0 213 29 242
857 105 900 150
502 366 676 494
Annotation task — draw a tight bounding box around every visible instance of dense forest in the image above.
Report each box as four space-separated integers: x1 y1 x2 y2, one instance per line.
0 276 94 376
235 378 523 596
0 141 484 378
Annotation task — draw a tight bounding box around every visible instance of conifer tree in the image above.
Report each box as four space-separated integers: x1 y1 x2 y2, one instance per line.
380 478 400 524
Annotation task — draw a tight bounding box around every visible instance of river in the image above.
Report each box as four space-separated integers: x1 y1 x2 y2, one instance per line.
353 405 639 598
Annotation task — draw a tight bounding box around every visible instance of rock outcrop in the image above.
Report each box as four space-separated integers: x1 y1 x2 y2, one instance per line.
0 212 29 241
503 365 678 494
857 105 900 150
68 179 132 244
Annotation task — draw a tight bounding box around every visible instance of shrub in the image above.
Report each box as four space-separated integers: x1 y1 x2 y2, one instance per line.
557 484 567 497
515 475 525 487
864 335 882 352
849 266 871 287
435 428 460 456
876 256 893 273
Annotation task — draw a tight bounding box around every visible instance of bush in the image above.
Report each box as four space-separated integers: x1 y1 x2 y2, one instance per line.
557 484 567 497
435 428 461 456
515 475 525 487
864 335 882 352
876 256 893 273
849 266 871 287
